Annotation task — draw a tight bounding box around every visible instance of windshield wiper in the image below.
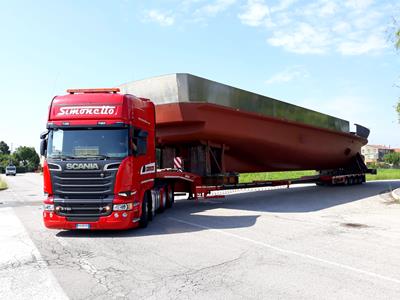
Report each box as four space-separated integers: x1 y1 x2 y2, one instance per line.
74 154 111 160
48 154 77 160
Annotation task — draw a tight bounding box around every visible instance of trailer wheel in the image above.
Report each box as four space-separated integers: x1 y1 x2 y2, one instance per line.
166 184 174 208
139 193 150 228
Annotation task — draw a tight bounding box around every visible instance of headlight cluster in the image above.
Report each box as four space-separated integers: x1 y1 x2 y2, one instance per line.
113 203 133 211
43 204 54 211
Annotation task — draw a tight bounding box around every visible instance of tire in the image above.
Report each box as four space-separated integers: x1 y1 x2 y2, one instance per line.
148 193 154 222
166 184 174 208
139 193 149 228
347 177 352 185
158 188 166 213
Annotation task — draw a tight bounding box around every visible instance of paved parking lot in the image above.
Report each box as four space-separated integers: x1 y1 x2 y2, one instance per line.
1 173 400 299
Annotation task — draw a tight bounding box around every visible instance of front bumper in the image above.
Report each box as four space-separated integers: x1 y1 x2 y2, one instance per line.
43 210 140 230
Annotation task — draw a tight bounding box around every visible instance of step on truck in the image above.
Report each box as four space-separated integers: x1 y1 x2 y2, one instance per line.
40 75 375 230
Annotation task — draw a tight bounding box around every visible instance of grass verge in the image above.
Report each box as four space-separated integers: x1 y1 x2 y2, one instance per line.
240 169 400 183
240 170 317 183
366 169 400 181
0 177 7 190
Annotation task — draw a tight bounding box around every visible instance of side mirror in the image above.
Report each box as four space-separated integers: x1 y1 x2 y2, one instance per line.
40 139 47 157
40 131 48 140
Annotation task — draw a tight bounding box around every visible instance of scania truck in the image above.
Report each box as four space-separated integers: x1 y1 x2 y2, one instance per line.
41 75 374 230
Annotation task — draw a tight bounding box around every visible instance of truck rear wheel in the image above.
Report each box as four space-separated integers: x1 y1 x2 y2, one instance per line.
166 184 174 208
157 188 167 213
139 193 150 228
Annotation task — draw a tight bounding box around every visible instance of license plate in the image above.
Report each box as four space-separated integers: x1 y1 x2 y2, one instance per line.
76 224 90 229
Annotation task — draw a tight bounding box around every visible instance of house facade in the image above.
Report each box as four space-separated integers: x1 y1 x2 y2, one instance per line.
361 145 394 163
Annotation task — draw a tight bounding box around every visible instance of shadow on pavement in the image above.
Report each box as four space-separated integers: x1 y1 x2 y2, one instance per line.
56 180 400 239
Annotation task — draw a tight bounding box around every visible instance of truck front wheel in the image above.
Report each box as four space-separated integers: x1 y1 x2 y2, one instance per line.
139 194 150 228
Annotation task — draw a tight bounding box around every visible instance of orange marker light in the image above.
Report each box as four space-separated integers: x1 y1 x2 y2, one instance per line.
67 88 120 94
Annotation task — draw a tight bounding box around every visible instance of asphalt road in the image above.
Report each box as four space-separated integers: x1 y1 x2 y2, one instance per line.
1 173 400 299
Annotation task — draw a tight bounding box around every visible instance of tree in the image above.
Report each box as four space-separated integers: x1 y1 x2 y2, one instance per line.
0 154 17 167
13 146 40 171
383 152 400 167
0 141 10 155
397 101 400 123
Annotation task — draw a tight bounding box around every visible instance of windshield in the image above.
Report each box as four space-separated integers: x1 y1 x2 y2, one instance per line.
6 166 16 170
47 128 128 159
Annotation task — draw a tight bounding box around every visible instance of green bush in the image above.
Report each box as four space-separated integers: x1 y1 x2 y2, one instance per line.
0 178 7 190
383 152 400 167
367 162 391 169
0 146 40 173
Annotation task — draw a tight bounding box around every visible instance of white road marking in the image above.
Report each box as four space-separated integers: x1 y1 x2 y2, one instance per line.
169 217 400 285
0 207 68 299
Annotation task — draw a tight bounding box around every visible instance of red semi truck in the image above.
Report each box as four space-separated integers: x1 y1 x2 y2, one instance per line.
41 76 375 230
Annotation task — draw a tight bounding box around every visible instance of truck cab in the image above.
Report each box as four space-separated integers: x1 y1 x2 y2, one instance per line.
5 165 16 176
40 88 171 230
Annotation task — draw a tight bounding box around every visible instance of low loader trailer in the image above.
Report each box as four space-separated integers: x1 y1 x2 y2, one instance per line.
40 74 375 230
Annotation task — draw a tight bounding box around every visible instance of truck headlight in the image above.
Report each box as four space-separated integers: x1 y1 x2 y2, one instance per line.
113 203 133 211
43 204 54 211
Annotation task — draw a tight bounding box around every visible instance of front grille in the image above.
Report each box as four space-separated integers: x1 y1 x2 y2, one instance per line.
67 216 99 222
49 160 121 220
52 171 115 196
55 201 112 218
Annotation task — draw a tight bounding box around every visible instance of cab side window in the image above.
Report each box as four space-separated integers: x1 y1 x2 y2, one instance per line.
132 128 148 156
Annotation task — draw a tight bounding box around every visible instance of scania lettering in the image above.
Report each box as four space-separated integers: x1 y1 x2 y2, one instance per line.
66 163 100 170
40 74 375 231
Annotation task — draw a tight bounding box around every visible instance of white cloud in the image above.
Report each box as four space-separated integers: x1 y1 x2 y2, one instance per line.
238 0 270 27
238 0 393 55
345 0 373 10
145 10 175 26
337 33 387 55
318 0 338 16
195 0 236 18
265 65 309 85
268 23 330 54
271 0 298 13
332 21 351 34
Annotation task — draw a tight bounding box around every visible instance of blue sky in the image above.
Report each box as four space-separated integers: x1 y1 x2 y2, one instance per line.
1 0 400 152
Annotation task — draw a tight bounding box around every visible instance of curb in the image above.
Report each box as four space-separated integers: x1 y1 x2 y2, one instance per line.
391 188 400 201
